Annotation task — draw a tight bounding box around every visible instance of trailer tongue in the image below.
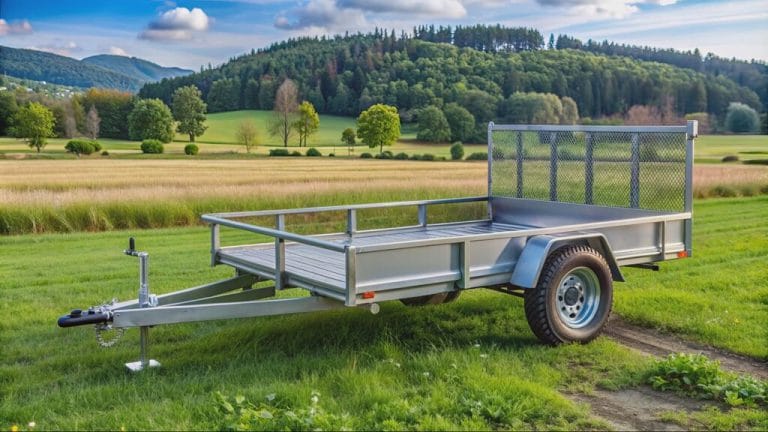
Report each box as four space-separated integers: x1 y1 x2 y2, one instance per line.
58 122 697 371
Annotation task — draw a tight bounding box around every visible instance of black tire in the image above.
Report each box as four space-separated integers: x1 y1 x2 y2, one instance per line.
524 245 613 345
400 291 461 306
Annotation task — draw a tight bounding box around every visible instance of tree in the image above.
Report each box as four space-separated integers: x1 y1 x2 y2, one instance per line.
357 104 400 154
172 85 207 142
268 79 298 147
442 103 475 142
416 106 451 142
0 92 19 135
77 88 134 139
128 99 175 143
725 102 759 133
11 102 55 152
560 96 579 125
341 127 356 155
293 101 320 147
236 120 259 153
86 105 100 139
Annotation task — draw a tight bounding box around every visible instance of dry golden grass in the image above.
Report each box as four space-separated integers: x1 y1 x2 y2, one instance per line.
0 158 487 207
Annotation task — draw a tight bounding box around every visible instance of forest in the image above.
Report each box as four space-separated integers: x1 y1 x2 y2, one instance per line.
139 26 763 135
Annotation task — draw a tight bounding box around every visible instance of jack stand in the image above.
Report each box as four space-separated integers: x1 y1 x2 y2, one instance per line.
124 237 160 372
125 326 160 372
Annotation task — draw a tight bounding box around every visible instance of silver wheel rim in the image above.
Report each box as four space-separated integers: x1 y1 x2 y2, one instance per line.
555 267 600 329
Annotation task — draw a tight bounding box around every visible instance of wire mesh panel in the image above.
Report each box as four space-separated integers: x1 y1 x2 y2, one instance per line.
490 124 690 212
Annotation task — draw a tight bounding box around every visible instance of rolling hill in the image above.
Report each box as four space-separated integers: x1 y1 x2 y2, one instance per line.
82 54 192 84
0 45 191 92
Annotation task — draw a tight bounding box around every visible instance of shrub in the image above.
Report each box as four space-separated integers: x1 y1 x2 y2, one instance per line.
91 141 102 152
375 150 394 159
101 150 109 157
409 154 422 160
450 142 464 160
394 152 409 160
306 147 322 157
360 152 373 159
184 144 199 155
721 155 739 162
290 151 302 157
421 153 435 161
328 153 335 157
64 139 96 156
466 152 488 160
438 156 447 161
725 102 759 133
140 139 164 154
269 148 290 156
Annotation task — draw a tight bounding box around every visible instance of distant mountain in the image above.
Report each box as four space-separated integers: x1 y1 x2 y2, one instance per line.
0 46 191 92
82 55 192 84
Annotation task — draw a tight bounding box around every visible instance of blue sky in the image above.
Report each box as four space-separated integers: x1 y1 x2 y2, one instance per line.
1 0 766 69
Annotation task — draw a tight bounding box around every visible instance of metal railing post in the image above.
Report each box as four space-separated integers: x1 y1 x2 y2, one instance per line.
275 214 286 290
210 223 220 267
516 131 524 198
346 209 357 235
549 132 558 201
487 122 494 221
684 120 697 255
630 133 641 208
585 133 594 205
417 204 427 227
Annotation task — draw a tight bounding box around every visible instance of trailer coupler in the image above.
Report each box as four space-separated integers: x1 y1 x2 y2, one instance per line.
57 307 112 328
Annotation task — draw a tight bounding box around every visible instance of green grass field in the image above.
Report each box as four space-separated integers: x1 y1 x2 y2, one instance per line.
2 196 767 430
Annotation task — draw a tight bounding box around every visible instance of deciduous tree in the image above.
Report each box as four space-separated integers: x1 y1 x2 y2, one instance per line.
86 105 100 139
128 99 175 143
293 101 320 147
357 104 400 154
268 79 298 147
172 85 207 142
11 102 55 152
236 120 259 153
416 106 451 143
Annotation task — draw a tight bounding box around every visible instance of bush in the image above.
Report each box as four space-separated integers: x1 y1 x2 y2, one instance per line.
450 142 464 160
184 144 199 155
101 150 109 157
394 152 409 160
140 139 164 154
91 141 102 152
328 153 335 157
721 155 739 162
290 151 302 157
360 152 373 159
64 139 97 156
725 102 760 133
409 154 422 160
421 153 435 161
269 148 290 156
375 150 394 159
466 152 488 160
306 147 322 157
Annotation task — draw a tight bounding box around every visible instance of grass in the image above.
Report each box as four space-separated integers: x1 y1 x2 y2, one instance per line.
2 196 767 429
694 135 768 163
616 196 768 359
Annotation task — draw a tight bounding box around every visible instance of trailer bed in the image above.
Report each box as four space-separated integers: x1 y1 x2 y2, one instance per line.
218 221 531 291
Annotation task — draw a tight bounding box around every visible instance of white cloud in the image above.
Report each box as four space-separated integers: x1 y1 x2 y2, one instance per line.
0 19 33 36
338 0 467 18
275 0 367 31
31 40 80 56
139 7 211 41
109 46 129 56
536 0 677 19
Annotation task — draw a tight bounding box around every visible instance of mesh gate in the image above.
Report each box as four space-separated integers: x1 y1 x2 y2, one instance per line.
489 123 695 212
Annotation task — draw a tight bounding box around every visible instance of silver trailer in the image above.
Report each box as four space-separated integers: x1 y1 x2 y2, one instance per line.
58 122 697 371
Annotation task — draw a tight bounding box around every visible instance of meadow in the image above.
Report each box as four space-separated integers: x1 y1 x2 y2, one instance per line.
1 196 766 430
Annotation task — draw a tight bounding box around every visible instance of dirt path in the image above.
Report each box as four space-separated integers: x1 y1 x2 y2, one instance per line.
565 315 767 430
604 315 768 380
569 386 712 431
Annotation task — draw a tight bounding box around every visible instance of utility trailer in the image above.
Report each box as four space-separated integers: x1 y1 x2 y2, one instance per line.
58 122 697 371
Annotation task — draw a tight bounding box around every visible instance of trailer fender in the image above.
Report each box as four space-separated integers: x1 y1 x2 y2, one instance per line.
510 233 623 289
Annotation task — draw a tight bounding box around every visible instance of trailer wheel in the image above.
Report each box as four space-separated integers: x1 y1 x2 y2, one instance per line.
401 291 461 306
524 245 612 345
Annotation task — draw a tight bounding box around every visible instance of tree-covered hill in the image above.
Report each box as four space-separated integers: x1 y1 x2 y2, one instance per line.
0 46 191 92
81 55 192 84
139 27 762 133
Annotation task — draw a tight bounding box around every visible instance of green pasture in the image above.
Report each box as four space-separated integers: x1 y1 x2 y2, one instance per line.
2 196 767 429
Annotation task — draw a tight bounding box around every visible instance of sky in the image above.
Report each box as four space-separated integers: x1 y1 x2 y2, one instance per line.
0 0 766 70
